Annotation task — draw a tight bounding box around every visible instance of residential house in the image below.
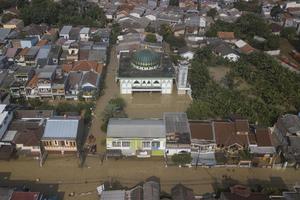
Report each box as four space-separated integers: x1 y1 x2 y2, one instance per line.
15 48 29 66
24 47 39 66
106 118 166 157
220 185 269 200
10 66 34 98
217 31 236 43
273 114 300 167
164 112 191 155
214 118 250 151
234 40 255 55
35 45 51 67
0 28 12 44
129 6 146 18
0 104 13 140
5 48 21 62
21 24 48 40
210 40 240 62
41 116 82 154
79 27 90 41
2 120 44 156
100 177 160 200
48 45 62 65
171 184 195 200
10 191 43 200
189 120 217 166
20 37 39 48
66 42 79 61
65 71 82 100
249 127 276 167
59 25 73 40
80 71 100 99
3 18 24 30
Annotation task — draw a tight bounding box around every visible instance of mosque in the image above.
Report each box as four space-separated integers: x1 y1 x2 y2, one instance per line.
117 48 190 95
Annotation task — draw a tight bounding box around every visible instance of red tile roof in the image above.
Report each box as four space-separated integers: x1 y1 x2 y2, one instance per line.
214 121 249 147
189 121 214 140
255 128 273 147
217 32 235 40
11 192 40 200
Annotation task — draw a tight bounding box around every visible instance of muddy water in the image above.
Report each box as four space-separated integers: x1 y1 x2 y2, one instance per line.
122 92 192 118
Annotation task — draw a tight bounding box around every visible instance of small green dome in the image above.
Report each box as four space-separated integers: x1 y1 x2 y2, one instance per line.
131 49 160 68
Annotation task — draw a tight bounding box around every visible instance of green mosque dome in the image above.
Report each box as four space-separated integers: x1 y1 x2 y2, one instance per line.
131 49 160 69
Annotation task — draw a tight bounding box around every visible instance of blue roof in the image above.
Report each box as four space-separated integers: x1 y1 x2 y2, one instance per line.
42 118 80 139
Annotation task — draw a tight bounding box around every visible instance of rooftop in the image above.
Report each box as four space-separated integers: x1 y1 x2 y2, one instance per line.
107 118 166 138
118 51 175 78
42 117 80 140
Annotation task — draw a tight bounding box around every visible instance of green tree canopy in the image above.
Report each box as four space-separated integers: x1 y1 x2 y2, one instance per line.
145 33 157 43
207 8 217 20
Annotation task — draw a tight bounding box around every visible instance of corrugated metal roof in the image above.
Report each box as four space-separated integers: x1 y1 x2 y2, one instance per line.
107 118 165 138
164 112 190 134
60 25 72 35
100 190 126 200
42 118 79 139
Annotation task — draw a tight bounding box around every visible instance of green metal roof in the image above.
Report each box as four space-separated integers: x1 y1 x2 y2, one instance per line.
131 49 160 68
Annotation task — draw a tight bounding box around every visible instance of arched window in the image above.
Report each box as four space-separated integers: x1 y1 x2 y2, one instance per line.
133 80 140 84
154 81 159 84
142 81 146 84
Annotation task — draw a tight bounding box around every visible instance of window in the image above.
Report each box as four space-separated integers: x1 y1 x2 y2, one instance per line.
122 141 130 147
152 141 160 149
112 141 121 147
54 140 58 145
142 141 151 148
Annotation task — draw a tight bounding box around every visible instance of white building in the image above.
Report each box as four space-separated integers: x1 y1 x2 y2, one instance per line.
59 25 72 40
0 104 13 140
176 61 191 95
79 27 90 41
117 49 175 94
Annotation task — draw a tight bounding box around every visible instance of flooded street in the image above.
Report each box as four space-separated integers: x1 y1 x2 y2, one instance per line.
1 156 300 200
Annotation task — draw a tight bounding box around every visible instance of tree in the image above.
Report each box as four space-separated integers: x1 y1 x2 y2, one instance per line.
207 8 217 20
281 27 297 40
266 35 280 50
145 33 157 43
169 0 179 6
159 24 173 38
171 153 193 166
110 23 121 45
270 5 282 20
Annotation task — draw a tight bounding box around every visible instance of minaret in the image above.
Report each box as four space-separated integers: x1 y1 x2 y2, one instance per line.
177 60 190 95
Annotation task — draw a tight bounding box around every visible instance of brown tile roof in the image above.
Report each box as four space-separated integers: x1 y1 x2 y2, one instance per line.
234 119 249 133
214 121 249 147
73 61 103 74
81 71 99 86
217 32 235 40
189 121 214 140
255 128 273 147
62 63 73 73
11 192 40 200
19 48 29 56
240 44 255 54
26 74 38 88
10 120 44 147
79 49 90 60
248 132 257 145
36 39 48 47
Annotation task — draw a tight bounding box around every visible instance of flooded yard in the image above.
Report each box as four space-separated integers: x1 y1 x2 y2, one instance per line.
122 92 192 118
